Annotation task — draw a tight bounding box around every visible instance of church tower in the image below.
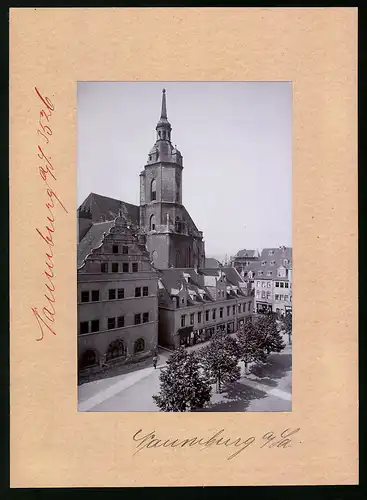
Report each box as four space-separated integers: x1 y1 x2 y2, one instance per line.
139 89 205 269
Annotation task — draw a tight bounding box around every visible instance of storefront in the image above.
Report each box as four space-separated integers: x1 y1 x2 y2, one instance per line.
227 321 235 334
216 323 226 334
256 302 272 314
204 327 215 341
178 326 193 347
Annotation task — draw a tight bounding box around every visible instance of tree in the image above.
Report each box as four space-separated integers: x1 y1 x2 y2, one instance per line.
153 347 212 412
237 320 267 374
201 330 241 393
282 311 292 345
255 312 286 356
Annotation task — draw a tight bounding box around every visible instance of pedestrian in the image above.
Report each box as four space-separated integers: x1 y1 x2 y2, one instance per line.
153 354 158 369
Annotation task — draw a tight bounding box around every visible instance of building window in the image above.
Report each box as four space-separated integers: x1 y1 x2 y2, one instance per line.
151 179 157 201
181 297 185 304
232 305 236 314
108 317 116 330
262 281 266 287
112 263 119 272
270 260 276 265
91 290 99 301
79 350 97 369
198 312 202 323
134 313 141 325
109 289 116 300
143 312 149 323
80 321 89 334
205 310 209 321
280 295 284 301
267 282 271 288
106 340 126 361
257 281 261 287
256 290 261 298
219 308 223 318
280 282 284 288
190 313 195 325
181 315 186 327
101 263 108 273
267 292 271 299
258 271 263 276
118 288 124 299
268 250 274 256
135 287 141 297
81 291 89 303
261 261 266 266
275 282 279 287
123 263 129 273
285 295 289 301
112 245 119 254
227 306 230 316
248 302 251 311
143 286 148 296
134 338 145 353
122 245 128 254
238 304 241 313
91 320 99 332
267 272 272 277
275 294 279 301
132 262 138 273
261 291 266 299
212 309 216 320
285 283 289 288
117 315 125 328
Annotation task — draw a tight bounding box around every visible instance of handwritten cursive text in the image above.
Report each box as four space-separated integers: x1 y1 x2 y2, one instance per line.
31 88 68 341
132 428 301 461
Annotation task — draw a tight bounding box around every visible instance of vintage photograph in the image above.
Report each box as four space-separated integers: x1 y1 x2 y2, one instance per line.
77 82 292 412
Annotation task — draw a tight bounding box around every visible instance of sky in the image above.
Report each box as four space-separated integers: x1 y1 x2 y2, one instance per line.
77 82 292 261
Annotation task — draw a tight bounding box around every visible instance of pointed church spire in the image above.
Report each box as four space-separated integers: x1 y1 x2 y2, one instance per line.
161 88 167 119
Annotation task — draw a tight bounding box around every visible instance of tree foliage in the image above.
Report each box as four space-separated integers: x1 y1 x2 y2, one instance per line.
201 331 241 393
282 312 292 343
153 347 212 412
255 312 286 356
237 320 267 373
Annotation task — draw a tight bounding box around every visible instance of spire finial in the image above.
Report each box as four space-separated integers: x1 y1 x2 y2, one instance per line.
160 88 167 119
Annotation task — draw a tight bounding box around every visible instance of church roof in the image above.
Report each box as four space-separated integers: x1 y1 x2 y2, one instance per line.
77 220 115 268
78 192 139 226
204 257 221 268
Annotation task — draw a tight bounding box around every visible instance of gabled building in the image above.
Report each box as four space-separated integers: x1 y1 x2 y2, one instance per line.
77 212 159 374
157 267 254 348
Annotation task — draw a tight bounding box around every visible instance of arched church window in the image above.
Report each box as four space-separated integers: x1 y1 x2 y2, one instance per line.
162 131 166 140
158 131 161 138
150 214 156 231
151 179 156 201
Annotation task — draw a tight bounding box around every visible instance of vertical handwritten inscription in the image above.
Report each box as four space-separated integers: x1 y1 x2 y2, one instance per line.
31 88 68 341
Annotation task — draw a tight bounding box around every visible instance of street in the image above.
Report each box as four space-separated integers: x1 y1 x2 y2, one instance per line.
78 337 292 412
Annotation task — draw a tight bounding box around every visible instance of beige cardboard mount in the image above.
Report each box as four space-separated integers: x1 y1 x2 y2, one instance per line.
10 7 358 487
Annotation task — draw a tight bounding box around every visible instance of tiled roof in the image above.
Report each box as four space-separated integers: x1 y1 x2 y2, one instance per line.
235 249 258 258
77 220 115 268
78 192 140 226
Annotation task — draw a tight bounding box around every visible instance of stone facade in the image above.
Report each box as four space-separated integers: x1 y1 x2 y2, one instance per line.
77 213 159 374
